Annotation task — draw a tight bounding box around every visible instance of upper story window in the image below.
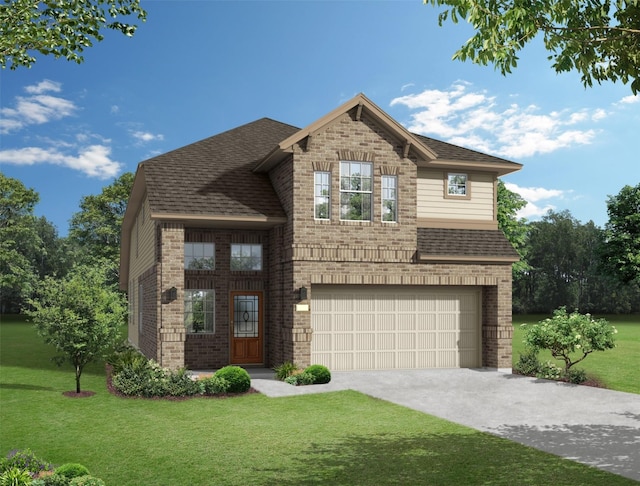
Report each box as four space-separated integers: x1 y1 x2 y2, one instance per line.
340 161 372 221
381 175 397 222
314 171 331 220
231 244 262 271
185 242 215 270
447 173 468 197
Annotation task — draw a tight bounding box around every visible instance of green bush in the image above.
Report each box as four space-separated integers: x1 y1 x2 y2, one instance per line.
285 371 315 386
112 359 200 398
536 361 563 381
304 364 331 384
199 375 231 395
164 368 200 397
214 366 251 393
69 476 105 486
513 352 540 376
54 464 89 479
33 474 69 486
0 467 33 486
564 368 588 384
1 449 53 476
273 362 299 381
107 343 148 374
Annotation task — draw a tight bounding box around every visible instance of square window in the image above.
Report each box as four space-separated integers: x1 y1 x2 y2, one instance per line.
185 242 215 270
314 171 331 220
230 244 262 271
340 161 373 221
185 290 215 333
447 173 468 196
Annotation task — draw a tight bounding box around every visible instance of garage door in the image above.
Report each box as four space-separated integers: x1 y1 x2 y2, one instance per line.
311 285 481 370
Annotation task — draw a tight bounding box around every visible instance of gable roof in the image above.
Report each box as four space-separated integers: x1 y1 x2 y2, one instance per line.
142 117 299 222
417 228 520 263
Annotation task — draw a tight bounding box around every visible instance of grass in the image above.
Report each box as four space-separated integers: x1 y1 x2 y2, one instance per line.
512 314 640 394
1 315 638 485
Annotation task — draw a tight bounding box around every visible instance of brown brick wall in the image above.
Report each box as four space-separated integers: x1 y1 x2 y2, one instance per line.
138 266 158 361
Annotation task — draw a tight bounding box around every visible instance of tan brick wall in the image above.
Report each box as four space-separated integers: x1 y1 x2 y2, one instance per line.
268 109 514 370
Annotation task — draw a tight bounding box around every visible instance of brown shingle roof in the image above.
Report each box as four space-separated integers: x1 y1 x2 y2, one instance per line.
415 133 517 167
143 118 299 219
417 228 520 261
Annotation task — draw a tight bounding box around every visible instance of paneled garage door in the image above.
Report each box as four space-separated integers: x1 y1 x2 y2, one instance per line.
311 285 481 370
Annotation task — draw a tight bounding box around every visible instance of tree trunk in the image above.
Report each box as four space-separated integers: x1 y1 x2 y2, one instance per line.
75 364 82 393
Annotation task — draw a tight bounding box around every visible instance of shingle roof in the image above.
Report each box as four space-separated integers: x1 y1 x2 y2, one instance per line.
143 118 299 219
415 134 517 166
417 228 520 261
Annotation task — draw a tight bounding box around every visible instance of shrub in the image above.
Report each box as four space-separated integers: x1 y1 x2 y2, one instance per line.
54 464 89 479
69 476 105 486
1 449 53 476
199 375 231 395
564 368 588 384
273 362 299 381
285 371 315 386
513 351 540 376
214 366 251 393
107 344 148 374
536 361 563 381
0 467 33 486
34 475 70 486
523 307 616 373
304 364 331 384
164 368 200 397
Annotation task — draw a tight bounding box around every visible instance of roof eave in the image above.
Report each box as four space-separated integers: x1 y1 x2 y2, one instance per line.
150 212 288 229
419 158 523 176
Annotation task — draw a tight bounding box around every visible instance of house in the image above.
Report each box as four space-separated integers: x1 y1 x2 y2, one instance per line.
119 93 522 372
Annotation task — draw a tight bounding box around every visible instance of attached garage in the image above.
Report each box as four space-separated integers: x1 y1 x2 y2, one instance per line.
311 285 481 371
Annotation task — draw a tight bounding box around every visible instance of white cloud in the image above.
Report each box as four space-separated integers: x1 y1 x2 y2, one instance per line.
504 182 565 219
24 79 62 94
1 82 77 134
0 145 121 179
131 130 164 143
390 83 605 159
619 95 639 105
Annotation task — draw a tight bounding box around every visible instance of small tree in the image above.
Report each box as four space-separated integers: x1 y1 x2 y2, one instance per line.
25 264 126 393
522 307 617 373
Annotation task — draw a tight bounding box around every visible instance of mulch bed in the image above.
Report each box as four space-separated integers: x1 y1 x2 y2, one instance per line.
105 364 258 401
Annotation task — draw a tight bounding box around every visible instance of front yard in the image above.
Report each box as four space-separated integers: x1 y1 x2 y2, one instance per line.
1 316 637 485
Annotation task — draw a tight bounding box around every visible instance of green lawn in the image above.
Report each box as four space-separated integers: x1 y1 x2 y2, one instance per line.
512 314 640 394
1 316 637 485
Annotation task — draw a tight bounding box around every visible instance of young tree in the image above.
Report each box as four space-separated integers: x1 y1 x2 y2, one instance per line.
522 307 617 372
601 183 640 284
425 0 640 94
1 0 146 69
25 264 126 393
497 180 528 268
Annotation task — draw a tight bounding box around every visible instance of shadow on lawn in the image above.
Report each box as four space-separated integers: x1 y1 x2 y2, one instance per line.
491 423 640 482
254 432 632 486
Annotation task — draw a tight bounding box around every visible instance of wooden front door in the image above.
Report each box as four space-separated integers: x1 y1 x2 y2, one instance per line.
230 291 263 364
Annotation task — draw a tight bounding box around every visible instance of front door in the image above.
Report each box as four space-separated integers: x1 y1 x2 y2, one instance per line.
230 291 263 364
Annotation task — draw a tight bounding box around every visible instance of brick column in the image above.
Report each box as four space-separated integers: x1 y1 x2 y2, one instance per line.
158 222 186 369
482 266 513 370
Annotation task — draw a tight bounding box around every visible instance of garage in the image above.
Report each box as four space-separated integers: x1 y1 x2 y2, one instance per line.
311 285 481 370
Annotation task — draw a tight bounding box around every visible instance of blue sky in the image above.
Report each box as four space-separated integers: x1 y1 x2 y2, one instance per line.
1 1 638 235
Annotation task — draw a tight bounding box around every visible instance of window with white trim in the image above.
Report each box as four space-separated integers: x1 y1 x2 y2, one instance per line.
185 242 215 270
184 290 215 333
314 171 331 220
381 175 397 222
230 244 262 271
447 173 468 196
340 161 372 221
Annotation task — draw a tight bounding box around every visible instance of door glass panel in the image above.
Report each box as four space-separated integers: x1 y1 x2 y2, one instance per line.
234 295 259 338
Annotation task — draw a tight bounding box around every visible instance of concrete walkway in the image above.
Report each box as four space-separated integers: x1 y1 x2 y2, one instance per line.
248 368 640 481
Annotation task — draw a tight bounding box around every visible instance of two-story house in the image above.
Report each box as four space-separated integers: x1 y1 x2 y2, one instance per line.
119 93 522 372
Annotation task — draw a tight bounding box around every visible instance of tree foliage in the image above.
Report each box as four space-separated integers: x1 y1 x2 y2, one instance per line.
68 172 133 281
1 0 146 69
425 0 640 94
601 183 640 284
497 179 528 272
26 264 126 393
522 307 617 372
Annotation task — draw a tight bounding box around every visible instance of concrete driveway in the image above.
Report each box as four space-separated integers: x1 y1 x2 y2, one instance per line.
249 368 640 481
